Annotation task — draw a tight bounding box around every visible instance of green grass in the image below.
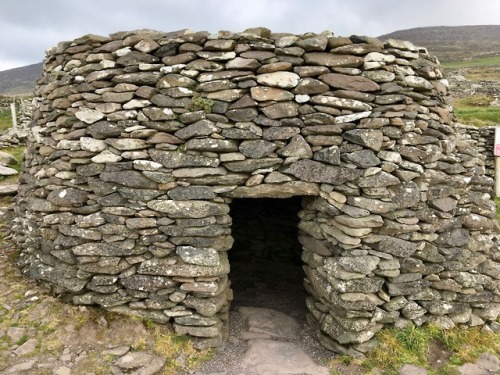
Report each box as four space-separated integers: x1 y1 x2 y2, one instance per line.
455 107 500 126
0 110 13 132
357 325 500 375
443 55 500 69
453 95 500 126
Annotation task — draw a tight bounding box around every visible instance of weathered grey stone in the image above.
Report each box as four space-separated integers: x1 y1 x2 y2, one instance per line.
150 150 219 168
113 351 166 374
207 89 245 102
435 228 470 247
167 186 215 200
343 150 381 168
185 138 239 152
0 151 16 166
403 76 434 90
347 196 398 214
239 140 277 158
174 119 219 140
72 242 147 256
105 138 148 150
277 135 313 158
139 257 229 277
343 129 384 151
334 215 384 228
420 301 470 316
338 256 380 274
319 73 380 92
101 171 157 188
176 246 220 266
293 78 330 94
263 126 300 140
310 95 372 111
226 108 259 121
313 146 341 165
282 159 363 185
387 280 429 296
374 236 418 257
75 108 104 124
224 158 282 172
358 171 399 187
321 315 382 344
331 277 384 293
429 197 457 212
303 52 364 67
363 70 395 82
250 86 294 101
261 102 298 119
227 181 319 198
88 121 124 139
47 188 88 207
226 56 260 70
147 200 228 218
389 181 421 208
157 74 197 88
256 72 300 88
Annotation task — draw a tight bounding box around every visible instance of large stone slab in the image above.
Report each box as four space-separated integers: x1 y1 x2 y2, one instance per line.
226 181 319 198
242 339 330 375
238 307 300 340
282 159 363 185
304 52 363 67
319 73 380 91
147 200 229 218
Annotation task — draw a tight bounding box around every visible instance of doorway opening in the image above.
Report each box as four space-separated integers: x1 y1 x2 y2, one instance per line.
228 197 307 317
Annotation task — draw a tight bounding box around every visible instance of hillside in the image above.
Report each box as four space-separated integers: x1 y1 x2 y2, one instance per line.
0 63 42 96
379 25 500 62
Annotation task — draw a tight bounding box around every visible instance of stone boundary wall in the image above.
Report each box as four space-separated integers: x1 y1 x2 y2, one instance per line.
459 124 495 182
0 98 35 147
14 28 500 354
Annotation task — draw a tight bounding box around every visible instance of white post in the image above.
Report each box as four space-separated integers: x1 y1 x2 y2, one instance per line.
496 157 500 197
495 127 500 197
10 99 17 129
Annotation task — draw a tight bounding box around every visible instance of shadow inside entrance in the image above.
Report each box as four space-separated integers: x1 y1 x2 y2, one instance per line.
228 197 308 318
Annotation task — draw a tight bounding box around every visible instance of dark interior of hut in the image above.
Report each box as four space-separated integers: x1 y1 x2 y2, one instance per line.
228 197 308 317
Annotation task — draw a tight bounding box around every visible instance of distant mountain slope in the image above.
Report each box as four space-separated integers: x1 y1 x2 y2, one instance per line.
0 63 42 96
379 25 500 62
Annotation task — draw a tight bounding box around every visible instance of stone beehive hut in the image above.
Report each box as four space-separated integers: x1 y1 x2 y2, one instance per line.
14 27 500 353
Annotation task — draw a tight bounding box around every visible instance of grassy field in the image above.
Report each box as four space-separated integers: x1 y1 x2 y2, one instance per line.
0 109 13 132
443 55 500 69
454 95 500 126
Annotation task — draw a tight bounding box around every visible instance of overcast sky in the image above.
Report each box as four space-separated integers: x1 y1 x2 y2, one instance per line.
1 0 499 71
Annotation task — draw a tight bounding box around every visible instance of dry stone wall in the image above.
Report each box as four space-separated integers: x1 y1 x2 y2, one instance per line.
14 27 500 354
0 98 34 147
459 124 496 182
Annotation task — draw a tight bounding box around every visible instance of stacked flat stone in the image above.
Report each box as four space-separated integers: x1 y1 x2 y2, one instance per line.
14 27 500 354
